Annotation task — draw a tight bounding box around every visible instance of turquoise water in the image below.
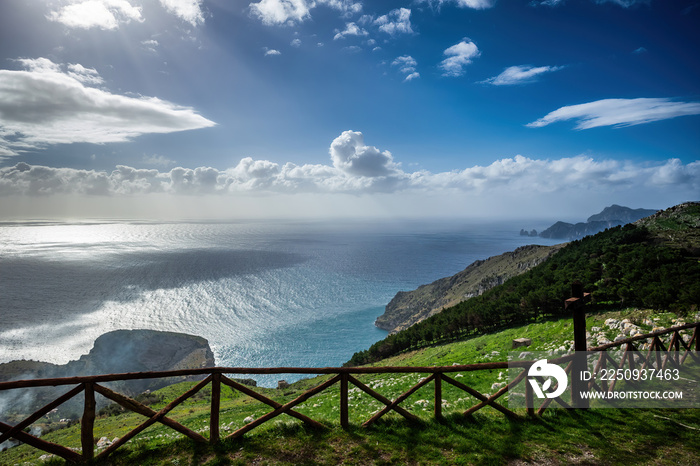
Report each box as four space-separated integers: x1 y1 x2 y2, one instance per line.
0 219 560 386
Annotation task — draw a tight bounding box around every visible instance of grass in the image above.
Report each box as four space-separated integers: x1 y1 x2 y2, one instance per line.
2 309 699 465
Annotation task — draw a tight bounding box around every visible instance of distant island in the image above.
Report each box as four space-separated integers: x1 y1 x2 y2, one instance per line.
529 204 657 240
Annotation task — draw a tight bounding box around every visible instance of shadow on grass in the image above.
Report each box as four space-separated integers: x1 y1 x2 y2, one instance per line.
93 408 700 465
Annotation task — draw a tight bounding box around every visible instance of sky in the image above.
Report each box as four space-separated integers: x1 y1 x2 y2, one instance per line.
0 0 698 220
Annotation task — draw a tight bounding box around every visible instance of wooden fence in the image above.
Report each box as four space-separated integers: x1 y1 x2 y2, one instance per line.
1 321 698 463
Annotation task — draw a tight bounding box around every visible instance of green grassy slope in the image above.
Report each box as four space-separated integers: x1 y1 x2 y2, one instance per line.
2 308 699 465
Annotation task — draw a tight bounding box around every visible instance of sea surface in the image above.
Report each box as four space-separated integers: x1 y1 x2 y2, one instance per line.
0 219 561 386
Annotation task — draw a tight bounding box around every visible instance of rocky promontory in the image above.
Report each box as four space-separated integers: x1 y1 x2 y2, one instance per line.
0 330 215 402
375 244 565 334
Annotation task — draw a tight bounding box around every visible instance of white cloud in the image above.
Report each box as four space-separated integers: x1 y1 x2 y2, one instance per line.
141 39 160 52
421 0 496 9
0 58 216 156
48 0 204 29
47 0 144 30
249 0 361 26
264 48 282 56
66 63 105 85
329 130 399 177
249 0 314 25
158 0 205 26
454 0 496 8
392 56 420 82
481 65 563 85
318 0 362 15
291 38 302 47
2 151 697 202
439 39 480 77
374 8 413 36
527 98 700 129
1 131 697 214
333 22 368 40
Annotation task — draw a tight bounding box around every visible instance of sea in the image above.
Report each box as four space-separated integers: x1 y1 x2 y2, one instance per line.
0 219 561 386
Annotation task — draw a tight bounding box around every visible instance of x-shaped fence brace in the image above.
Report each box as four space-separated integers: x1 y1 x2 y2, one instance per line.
1 323 697 463
0 367 527 463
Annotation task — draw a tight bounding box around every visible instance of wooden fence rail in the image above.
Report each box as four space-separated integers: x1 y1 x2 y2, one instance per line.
1 322 698 463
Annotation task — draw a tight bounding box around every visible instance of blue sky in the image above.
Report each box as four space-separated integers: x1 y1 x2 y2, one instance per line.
0 0 698 220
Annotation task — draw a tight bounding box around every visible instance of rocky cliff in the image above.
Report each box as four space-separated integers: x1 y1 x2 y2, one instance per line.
0 329 215 407
375 243 565 334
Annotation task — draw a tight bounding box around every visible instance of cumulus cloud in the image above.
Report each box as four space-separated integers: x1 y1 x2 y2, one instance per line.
3 150 697 200
329 131 399 177
264 48 282 56
439 39 480 77
249 0 360 25
527 98 700 129
47 0 205 29
250 0 312 25
392 56 420 82
48 0 144 30
481 65 563 85
0 58 215 156
454 0 496 8
158 0 205 26
374 8 413 36
333 22 368 40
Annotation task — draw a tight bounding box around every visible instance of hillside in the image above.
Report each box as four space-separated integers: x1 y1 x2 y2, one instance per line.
539 204 657 240
376 244 565 333
635 201 700 251
350 202 700 366
2 309 698 465
378 204 660 335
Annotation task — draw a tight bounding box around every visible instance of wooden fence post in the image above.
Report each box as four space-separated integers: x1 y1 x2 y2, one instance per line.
525 369 535 417
567 281 590 409
434 372 442 420
81 382 95 461
210 373 221 444
340 373 349 428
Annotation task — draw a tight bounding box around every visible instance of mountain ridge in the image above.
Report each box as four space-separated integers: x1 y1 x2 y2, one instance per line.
539 204 657 240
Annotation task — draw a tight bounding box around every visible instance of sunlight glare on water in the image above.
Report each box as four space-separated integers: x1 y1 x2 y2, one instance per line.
0 219 560 386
